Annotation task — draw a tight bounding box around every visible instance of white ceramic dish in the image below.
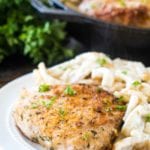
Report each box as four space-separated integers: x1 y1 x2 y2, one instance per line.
0 73 43 150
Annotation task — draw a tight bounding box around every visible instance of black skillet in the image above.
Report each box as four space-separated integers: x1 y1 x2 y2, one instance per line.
31 0 150 65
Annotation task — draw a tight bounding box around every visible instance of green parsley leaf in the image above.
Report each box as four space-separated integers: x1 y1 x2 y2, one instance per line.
96 58 107 66
39 84 50 92
41 97 56 108
59 66 68 71
64 85 76 96
59 108 67 118
132 81 141 87
122 70 128 75
117 96 124 102
0 1 74 65
82 132 90 141
118 0 126 7
115 105 127 111
31 102 39 109
144 114 150 122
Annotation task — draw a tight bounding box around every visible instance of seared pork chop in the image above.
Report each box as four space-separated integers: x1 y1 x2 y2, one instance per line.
13 84 125 150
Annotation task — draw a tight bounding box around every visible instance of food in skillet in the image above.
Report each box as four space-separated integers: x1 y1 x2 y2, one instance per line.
13 84 125 150
61 0 150 28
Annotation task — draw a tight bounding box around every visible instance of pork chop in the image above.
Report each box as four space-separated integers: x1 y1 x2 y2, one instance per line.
13 84 125 150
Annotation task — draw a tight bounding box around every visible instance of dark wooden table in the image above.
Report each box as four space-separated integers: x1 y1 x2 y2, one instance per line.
0 38 85 88
0 56 35 88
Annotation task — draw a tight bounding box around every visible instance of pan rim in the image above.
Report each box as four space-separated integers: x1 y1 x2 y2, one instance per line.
52 0 150 32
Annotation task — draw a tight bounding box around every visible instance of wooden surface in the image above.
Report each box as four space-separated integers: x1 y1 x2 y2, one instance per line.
0 56 35 88
0 38 85 88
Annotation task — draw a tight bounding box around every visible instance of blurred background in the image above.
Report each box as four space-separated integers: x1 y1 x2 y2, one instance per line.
0 0 150 87
0 0 83 87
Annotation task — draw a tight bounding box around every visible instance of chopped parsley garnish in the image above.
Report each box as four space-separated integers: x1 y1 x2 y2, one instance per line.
132 81 141 87
41 97 56 108
64 85 76 96
118 0 126 7
122 70 128 75
31 102 39 109
59 108 67 118
39 84 50 92
115 105 127 111
117 96 124 102
59 66 68 71
96 58 107 66
82 132 90 141
144 114 150 122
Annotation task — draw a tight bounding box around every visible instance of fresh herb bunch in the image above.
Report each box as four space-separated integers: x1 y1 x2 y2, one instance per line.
0 0 74 65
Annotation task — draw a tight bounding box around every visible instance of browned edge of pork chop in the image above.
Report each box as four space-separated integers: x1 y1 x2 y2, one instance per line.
13 84 126 150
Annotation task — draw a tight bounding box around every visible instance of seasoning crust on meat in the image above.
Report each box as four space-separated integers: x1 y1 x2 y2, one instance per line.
13 84 125 150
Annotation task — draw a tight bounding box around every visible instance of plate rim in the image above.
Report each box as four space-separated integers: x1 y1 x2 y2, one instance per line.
0 73 38 150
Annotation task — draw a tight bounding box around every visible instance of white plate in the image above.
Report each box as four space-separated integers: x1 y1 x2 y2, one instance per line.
0 73 43 150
